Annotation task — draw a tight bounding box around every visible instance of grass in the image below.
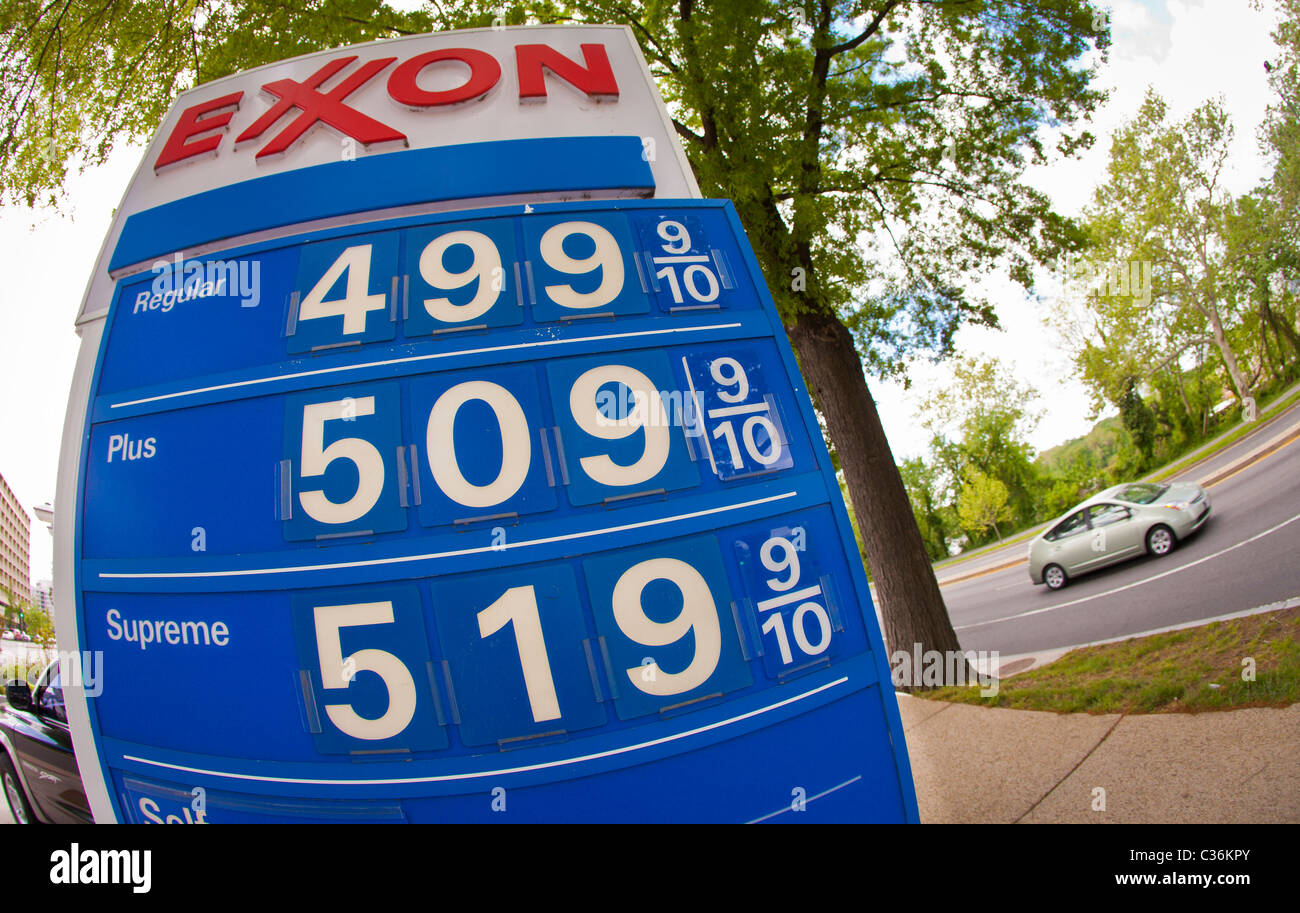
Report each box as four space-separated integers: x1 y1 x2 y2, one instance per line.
916 607 1300 714
1150 384 1300 483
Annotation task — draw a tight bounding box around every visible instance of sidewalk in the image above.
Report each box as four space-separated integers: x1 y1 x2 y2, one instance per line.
898 694 1300 822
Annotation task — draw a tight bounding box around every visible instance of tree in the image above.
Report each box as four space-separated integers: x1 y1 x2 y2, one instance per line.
918 354 1041 532
1083 92 1257 414
25 606 56 664
1263 0 1300 234
1117 375 1156 467
898 456 955 560
1 0 1108 675
1224 190 1300 383
956 467 1012 542
0 585 21 630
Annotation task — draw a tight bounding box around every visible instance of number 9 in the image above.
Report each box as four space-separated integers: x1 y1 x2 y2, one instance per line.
760 536 800 591
419 230 502 323
710 357 749 403
539 221 624 310
656 220 692 253
612 557 721 696
568 364 670 487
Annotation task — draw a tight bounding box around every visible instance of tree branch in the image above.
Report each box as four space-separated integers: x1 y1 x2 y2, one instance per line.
828 0 904 56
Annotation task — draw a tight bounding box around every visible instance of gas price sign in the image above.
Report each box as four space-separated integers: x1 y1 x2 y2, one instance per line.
56 26 917 823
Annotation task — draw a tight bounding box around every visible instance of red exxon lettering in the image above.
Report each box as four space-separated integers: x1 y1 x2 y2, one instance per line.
515 43 619 102
235 56 406 158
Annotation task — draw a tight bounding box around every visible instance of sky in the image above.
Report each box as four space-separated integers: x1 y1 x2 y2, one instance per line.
871 0 1283 461
0 0 1286 588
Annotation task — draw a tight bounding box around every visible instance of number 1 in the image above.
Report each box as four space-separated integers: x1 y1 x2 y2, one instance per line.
478 585 562 723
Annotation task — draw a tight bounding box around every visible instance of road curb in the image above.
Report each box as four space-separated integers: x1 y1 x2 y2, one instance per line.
937 556 1027 587
1198 421 1300 487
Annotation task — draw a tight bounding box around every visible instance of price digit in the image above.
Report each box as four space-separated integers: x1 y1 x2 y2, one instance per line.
418 230 502 323
754 533 832 667
313 601 416 741
568 364 670 487
426 381 531 508
612 557 721 696
760 536 801 591
299 396 385 524
656 220 692 253
710 357 749 403
477 585 561 723
700 356 787 473
539 221 625 310
298 244 386 334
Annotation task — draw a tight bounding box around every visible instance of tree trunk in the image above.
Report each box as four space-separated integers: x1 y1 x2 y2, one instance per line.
1261 280 1300 363
786 307 967 687
1174 367 1193 434
1259 302 1280 382
1205 303 1253 408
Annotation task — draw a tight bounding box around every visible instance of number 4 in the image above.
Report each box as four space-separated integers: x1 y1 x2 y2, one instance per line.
299 244 386 334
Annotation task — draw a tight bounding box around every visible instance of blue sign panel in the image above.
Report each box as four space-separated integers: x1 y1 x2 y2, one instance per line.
74 198 918 822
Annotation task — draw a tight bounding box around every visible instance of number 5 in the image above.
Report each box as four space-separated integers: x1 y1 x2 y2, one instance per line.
299 396 384 524
313 602 416 741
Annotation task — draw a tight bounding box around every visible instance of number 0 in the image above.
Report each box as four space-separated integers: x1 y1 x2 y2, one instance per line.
426 381 531 508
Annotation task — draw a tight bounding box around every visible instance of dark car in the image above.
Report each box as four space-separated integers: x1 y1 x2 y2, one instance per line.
1 659 92 823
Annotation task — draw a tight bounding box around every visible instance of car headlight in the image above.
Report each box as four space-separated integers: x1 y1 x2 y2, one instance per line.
1165 501 1193 511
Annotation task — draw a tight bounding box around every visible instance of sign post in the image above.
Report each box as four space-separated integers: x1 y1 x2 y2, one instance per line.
55 25 919 822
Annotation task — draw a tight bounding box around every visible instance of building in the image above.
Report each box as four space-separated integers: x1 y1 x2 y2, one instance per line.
32 579 53 613
0 471 32 610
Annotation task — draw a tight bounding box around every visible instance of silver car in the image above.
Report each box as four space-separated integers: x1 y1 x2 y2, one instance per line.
1028 481 1212 590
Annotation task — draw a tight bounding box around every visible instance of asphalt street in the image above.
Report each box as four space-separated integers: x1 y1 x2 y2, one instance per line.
940 402 1300 656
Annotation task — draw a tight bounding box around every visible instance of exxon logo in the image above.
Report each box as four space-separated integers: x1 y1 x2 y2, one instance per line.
155 42 620 173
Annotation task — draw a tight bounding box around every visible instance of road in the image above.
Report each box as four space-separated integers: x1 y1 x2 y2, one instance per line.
940 401 1300 657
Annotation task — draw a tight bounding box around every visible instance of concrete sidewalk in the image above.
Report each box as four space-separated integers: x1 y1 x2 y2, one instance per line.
898 694 1300 823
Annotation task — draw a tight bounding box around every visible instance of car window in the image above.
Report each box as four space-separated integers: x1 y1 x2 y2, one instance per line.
31 660 57 690
37 664 67 725
1115 483 1169 504
1090 503 1131 527
1047 510 1088 540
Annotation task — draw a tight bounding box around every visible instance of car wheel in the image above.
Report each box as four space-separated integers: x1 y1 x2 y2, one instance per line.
0 755 36 824
1146 524 1177 557
1044 564 1068 591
